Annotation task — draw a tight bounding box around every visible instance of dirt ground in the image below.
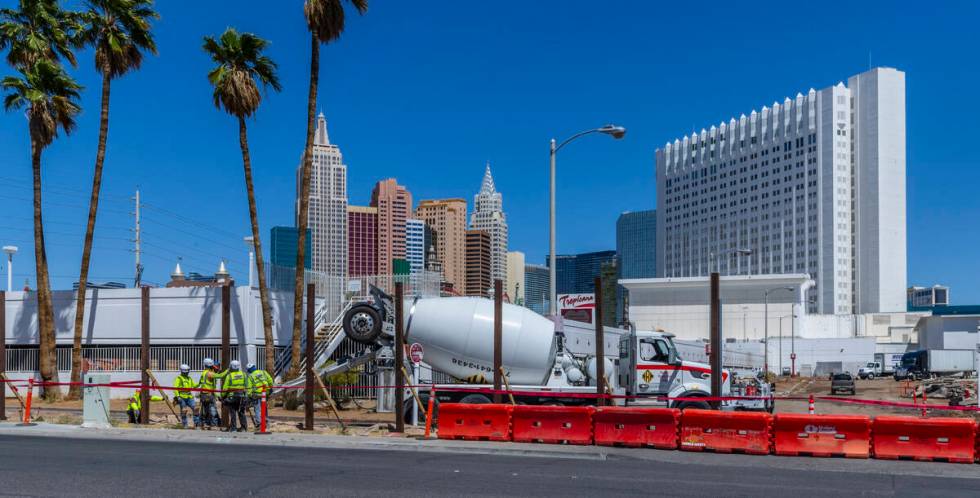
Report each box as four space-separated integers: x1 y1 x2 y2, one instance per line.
771 375 980 421
4 377 978 430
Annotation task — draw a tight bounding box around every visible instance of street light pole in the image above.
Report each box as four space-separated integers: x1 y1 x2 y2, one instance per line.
763 286 794 375
548 125 626 315
2 246 16 293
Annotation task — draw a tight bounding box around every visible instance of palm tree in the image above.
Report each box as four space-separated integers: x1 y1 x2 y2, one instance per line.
2 60 82 400
65 0 157 400
0 0 80 69
203 27 281 373
288 0 368 382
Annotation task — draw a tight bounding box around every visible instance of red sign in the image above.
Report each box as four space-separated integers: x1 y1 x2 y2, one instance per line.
790 353 796 360
410 343 424 364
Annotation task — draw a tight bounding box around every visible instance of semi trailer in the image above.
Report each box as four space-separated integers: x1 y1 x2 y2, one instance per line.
340 287 772 414
893 349 977 381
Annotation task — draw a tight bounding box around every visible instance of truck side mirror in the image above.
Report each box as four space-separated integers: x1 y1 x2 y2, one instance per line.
668 349 680 366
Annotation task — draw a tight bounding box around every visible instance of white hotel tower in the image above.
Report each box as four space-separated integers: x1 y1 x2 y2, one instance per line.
299 112 348 283
655 67 906 315
470 163 509 283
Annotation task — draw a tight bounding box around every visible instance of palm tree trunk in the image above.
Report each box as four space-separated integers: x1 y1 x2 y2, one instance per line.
67 72 111 400
32 139 59 400
237 115 275 373
287 34 320 381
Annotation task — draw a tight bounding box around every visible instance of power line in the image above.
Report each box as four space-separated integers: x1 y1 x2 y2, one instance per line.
141 202 246 241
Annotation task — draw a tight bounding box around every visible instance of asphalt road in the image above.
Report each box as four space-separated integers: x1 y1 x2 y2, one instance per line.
1 435 978 497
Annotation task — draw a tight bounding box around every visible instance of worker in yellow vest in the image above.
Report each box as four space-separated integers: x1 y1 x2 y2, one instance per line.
173 364 197 428
222 360 249 432
197 358 226 430
127 391 163 424
246 363 274 427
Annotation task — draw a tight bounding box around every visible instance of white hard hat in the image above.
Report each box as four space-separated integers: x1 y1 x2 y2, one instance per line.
179 364 190 373
229 360 241 370
246 363 256 371
203 358 214 368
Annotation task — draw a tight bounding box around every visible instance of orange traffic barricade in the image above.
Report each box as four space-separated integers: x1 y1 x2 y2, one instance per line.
593 406 680 450
773 414 871 458
437 403 512 442
511 405 594 445
872 416 976 464
679 409 772 455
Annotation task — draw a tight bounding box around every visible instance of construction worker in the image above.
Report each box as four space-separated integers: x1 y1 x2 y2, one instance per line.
246 363 274 427
126 390 163 424
197 358 226 430
221 360 249 432
173 364 198 428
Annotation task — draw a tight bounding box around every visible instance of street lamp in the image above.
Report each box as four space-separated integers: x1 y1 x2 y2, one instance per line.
2 246 17 293
778 314 796 375
763 286 794 375
548 124 626 315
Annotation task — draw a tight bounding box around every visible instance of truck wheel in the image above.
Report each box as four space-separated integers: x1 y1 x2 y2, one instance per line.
343 304 382 344
867 373 875 380
403 395 439 426
458 393 492 404
675 399 710 410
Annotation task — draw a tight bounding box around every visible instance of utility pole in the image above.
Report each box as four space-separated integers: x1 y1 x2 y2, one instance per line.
709 272 722 409
132 189 143 287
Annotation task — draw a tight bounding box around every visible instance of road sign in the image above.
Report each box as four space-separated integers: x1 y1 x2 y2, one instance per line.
410 343 424 364
790 353 796 360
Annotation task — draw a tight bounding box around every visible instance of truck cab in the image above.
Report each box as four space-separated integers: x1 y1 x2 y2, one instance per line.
618 330 725 410
858 361 882 379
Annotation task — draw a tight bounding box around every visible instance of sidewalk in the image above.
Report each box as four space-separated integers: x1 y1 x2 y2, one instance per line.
2 421 978 480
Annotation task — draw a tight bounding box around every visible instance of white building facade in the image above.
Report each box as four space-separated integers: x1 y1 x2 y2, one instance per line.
300 112 348 280
655 67 907 315
470 163 509 283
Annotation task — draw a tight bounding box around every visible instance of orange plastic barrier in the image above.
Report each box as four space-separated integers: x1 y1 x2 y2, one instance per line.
773 414 870 458
593 406 680 449
872 416 976 464
679 409 772 455
436 403 512 442
511 405 594 445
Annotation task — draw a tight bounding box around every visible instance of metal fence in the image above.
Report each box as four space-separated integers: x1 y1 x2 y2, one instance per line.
3 345 287 373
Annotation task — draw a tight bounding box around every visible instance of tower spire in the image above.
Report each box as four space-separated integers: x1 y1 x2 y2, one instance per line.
315 111 329 145
481 161 495 193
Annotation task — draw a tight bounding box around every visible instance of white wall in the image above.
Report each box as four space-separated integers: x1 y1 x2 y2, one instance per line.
2 286 294 346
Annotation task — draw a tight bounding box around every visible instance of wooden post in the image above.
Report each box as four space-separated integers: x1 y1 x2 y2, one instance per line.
145 369 179 419
709 272 722 409
221 284 230 426
0 290 6 420
394 282 405 433
140 286 150 424
493 279 503 403
313 373 346 431
593 277 606 406
304 283 315 431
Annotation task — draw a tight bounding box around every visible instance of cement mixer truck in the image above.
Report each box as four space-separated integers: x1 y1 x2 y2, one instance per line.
341 286 768 413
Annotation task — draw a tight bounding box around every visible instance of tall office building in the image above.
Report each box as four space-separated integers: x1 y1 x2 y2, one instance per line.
616 210 657 279
548 250 618 294
299 112 348 280
506 251 525 305
347 206 378 277
469 163 508 283
405 218 426 276
465 230 492 297
655 67 906 314
524 264 550 315
416 198 467 290
371 179 412 275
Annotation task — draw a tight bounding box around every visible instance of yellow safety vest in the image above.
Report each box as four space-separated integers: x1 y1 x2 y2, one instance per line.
173 374 196 399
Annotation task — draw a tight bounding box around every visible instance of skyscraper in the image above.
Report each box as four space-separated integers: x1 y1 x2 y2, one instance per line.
405 218 425 276
616 210 657 279
548 250 617 294
655 67 907 313
347 205 378 277
300 112 347 280
371 179 412 275
269 226 310 291
469 163 508 284
416 198 467 291
524 264 550 315
465 230 492 297
506 251 525 305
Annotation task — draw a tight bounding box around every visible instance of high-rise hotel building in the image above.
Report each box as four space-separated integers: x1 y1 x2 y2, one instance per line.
470 163 508 284
299 112 348 280
655 68 906 314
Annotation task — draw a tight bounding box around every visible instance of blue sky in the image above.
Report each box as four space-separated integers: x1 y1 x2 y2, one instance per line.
1 1 978 303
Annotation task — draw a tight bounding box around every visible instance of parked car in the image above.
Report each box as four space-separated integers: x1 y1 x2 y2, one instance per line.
831 373 856 395
781 367 791 376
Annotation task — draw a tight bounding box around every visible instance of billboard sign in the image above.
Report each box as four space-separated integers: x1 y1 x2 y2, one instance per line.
558 293 595 324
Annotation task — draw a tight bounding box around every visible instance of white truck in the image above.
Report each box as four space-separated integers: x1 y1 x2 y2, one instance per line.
339 287 771 417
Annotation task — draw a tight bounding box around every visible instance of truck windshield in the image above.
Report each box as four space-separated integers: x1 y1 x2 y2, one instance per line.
866 363 875 368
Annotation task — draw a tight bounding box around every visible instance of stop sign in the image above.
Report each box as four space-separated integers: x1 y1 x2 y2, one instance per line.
410 343 424 364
